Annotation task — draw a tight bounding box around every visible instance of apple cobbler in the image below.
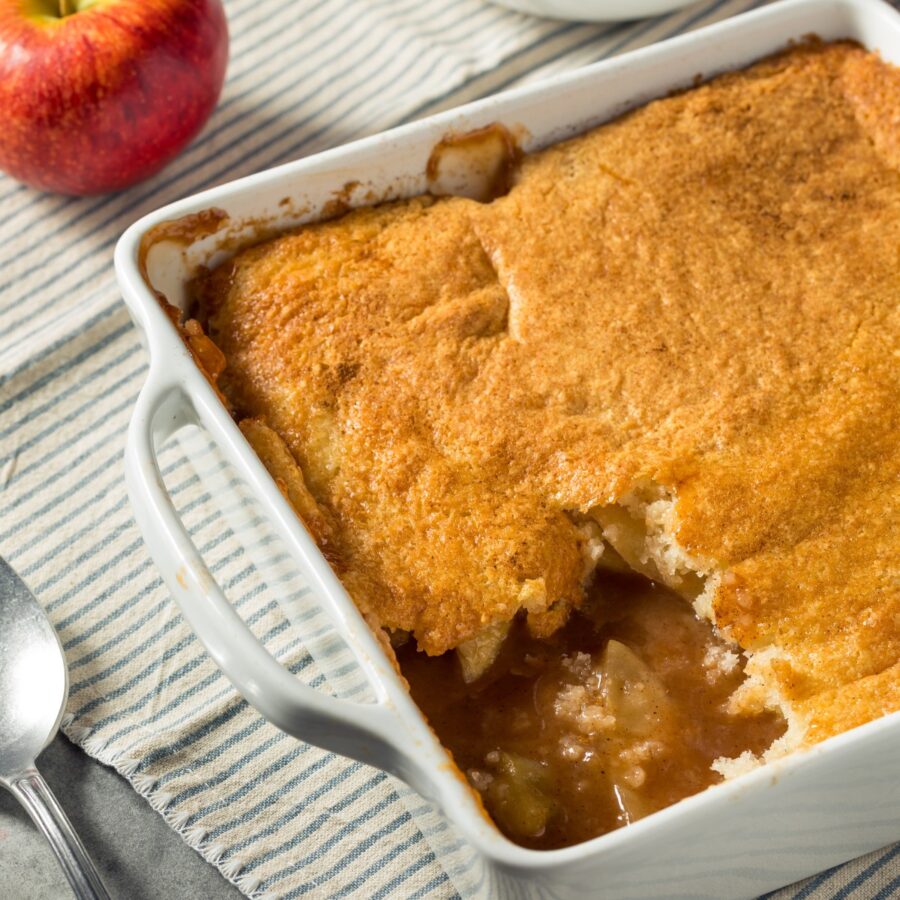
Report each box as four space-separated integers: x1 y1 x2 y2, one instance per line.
185 40 900 848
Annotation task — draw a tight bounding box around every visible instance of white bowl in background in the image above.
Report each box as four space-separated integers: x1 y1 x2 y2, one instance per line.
485 0 700 22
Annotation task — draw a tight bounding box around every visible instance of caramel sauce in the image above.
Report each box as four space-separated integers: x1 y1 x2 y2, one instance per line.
137 208 230 287
400 573 785 850
136 210 231 404
426 123 522 202
319 180 362 220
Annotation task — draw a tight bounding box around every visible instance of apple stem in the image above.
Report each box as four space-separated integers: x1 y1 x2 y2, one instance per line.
59 0 75 16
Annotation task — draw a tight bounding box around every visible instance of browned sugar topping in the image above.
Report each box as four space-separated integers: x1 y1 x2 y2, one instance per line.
194 42 900 744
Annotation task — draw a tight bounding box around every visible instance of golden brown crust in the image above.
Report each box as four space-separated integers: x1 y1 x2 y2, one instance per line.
799 662 900 744
195 42 900 741
238 418 336 556
197 196 588 654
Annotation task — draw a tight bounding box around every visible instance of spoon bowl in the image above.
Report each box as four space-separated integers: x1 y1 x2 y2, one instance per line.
0 555 111 900
0 564 68 773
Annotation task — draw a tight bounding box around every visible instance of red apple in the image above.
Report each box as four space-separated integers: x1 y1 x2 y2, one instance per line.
0 0 228 194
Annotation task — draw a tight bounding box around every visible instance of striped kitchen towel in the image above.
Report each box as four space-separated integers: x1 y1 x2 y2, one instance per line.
0 0 897 897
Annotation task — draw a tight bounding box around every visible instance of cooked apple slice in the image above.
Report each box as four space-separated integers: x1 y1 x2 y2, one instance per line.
601 640 673 737
486 752 555 839
593 541 632 575
609 782 656 825
457 620 510 682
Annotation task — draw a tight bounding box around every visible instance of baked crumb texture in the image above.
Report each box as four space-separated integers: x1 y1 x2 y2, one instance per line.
192 42 900 768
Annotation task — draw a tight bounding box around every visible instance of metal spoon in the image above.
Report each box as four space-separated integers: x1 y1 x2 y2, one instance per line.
0 555 111 900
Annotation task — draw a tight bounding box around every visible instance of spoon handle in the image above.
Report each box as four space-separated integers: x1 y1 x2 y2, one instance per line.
8 767 112 900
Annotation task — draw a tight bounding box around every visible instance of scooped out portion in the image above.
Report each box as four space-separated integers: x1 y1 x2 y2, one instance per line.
400 568 785 849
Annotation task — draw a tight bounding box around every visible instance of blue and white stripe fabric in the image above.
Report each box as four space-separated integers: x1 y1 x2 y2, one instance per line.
0 0 897 897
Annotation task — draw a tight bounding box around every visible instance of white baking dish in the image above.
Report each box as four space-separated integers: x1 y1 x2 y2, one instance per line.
114 1 900 896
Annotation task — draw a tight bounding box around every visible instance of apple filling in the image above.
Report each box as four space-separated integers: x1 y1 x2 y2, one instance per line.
399 498 787 849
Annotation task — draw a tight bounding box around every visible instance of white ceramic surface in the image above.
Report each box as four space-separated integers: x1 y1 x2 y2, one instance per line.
115 2 900 897
486 0 699 22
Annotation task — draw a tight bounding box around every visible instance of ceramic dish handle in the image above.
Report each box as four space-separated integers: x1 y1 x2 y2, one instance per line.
124 366 408 775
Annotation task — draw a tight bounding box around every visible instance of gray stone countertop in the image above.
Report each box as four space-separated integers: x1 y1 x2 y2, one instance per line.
0 735 242 900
